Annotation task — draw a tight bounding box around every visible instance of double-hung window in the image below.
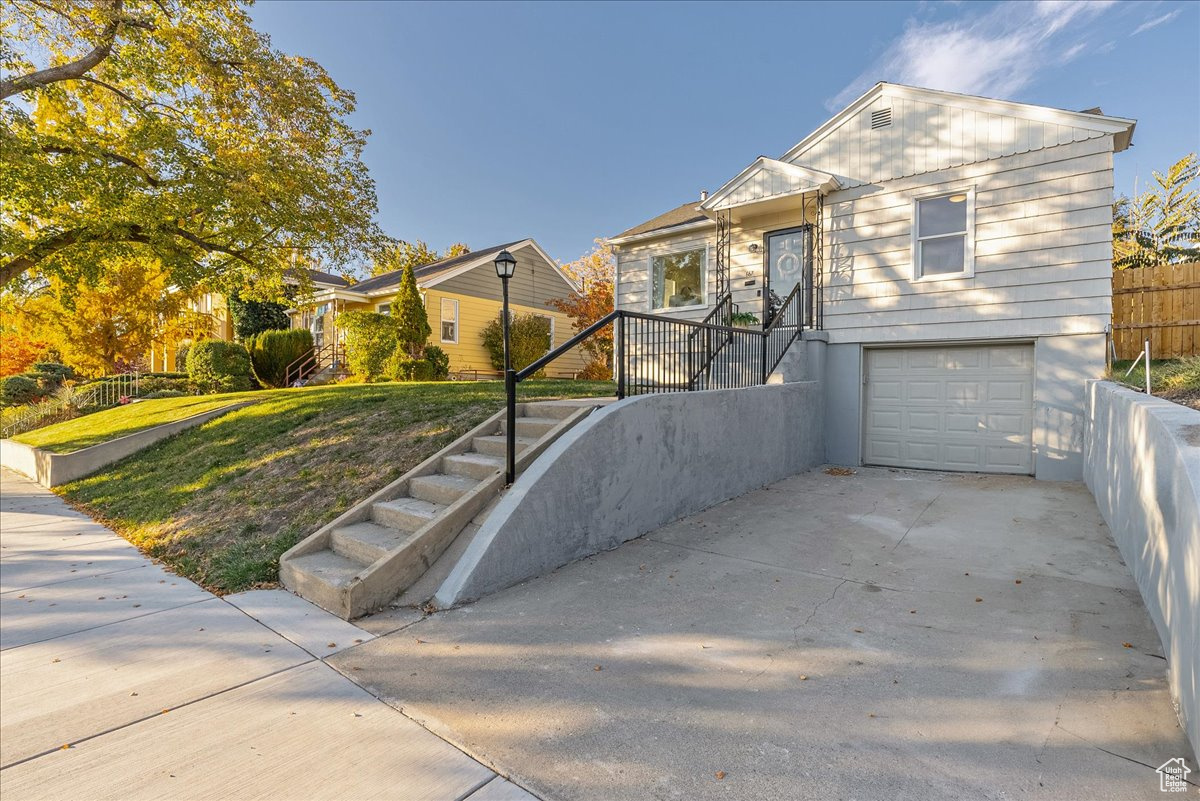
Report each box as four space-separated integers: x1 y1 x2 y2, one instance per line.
651 247 707 310
913 190 974 279
376 302 391 315
440 298 458 343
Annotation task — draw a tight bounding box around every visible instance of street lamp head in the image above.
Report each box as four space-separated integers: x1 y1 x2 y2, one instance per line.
493 249 517 279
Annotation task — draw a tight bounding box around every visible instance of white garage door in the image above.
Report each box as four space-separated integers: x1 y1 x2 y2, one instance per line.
863 344 1034 474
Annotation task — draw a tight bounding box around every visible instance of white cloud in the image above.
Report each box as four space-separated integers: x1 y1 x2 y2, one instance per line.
828 0 1116 111
1132 8 1182 35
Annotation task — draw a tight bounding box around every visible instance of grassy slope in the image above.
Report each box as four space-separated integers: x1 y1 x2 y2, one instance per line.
14 395 254 453
1109 356 1200 409
58 381 612 594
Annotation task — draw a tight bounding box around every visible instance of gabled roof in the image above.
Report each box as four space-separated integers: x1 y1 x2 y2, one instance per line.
610 202 711 243
305 268 350 288
341 239 579 297
698 157 841 215
781 82 1136 164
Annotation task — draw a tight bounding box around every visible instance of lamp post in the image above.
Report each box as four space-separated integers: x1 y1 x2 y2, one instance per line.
494 249 517 484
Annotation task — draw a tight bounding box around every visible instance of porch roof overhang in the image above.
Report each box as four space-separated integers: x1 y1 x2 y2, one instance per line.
699 157 841 222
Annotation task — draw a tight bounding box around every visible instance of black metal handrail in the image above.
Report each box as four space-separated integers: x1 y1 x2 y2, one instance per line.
504 286 809 484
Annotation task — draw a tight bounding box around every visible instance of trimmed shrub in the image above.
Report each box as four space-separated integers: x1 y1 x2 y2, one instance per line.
249 329 314 388
142 389 188 399
186 341 254 394
1 374 40 406
32 362 75 381
341 310 400 381
578 359 613 380
423 345 450 380
480 312 552 372
136 376 192 396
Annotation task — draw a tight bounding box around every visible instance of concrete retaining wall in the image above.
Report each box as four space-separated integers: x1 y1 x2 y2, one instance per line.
0 401 255 487
435 381 825 607
1084 381 1200 757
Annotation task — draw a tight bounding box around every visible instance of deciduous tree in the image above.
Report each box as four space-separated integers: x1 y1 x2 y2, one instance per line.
1 0 383 291
370 240 471 277
1113 154 1200 269
549 239 615 369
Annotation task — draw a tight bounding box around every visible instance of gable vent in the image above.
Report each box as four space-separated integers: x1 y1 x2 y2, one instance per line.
870 106 893 130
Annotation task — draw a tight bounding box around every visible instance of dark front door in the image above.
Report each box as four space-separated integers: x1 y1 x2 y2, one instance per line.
765 226 812 325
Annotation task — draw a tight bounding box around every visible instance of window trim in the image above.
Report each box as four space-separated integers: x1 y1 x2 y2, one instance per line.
439 297 459 344
649 245 710 313
376 302 391 315
911 187 975 282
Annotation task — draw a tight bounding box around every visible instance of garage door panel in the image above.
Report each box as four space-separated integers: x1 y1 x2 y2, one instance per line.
865 345 1033 475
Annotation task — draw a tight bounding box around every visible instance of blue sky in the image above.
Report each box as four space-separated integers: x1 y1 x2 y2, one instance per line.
251 0 1200 268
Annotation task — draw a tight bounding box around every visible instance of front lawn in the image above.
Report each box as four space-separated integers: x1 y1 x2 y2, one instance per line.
57 380 612 594
13 395 254 453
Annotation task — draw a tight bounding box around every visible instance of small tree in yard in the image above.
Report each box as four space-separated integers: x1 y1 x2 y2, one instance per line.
549 239 615 376
393 264 431 358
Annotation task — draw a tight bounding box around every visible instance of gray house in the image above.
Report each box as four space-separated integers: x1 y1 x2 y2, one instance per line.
610 83 1135 481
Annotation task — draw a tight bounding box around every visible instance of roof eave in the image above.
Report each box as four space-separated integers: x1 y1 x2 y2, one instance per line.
608 218 714 246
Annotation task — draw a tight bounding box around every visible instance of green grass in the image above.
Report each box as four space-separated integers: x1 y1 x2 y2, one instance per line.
55 380 613 594
1109 356 1200 408
14 395 255 453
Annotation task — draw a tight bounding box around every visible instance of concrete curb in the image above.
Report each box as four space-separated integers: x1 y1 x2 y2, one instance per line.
0 401 256 487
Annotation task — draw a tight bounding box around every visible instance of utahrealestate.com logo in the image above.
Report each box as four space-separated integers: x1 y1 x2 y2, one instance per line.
1156 758 1192 793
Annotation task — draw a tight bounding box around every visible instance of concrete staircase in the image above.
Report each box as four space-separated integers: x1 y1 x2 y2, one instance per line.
279 400 602 619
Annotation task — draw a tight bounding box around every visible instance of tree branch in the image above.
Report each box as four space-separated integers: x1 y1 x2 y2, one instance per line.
0 229 81 286
42 144 162 186
0 0 152 100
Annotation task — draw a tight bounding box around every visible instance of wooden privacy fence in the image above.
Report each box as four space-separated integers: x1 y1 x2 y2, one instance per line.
1112 262 1200 360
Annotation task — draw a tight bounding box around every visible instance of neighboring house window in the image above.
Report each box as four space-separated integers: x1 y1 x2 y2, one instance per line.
377 303 391 315
534 314 554 351
913 190 974 279
651 247 707 310
440 298 458 343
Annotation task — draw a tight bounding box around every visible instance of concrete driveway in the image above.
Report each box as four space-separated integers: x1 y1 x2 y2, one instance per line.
336 467 1194 801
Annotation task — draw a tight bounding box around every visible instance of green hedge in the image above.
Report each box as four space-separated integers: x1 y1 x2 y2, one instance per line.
249 329 314 388
341 310 399 381
186 341 254 394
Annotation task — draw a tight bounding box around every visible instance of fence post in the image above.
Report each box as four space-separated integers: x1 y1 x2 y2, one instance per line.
1144 338 1152 396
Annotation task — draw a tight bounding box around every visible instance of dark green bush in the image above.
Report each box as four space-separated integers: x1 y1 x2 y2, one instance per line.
423 345 450 380
136 376 192 396
32 362 75 381
249 329 314 388
341 310 399 381
142 389 189 399
480 312 551 372
1 374 41 406
186 341 254 394
229 293 290 340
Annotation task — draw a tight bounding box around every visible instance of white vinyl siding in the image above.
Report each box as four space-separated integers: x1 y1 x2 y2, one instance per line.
864 344 1034 474
616 230 715 318
820 138 1114 344
440 298 458 344
787 92 1111 189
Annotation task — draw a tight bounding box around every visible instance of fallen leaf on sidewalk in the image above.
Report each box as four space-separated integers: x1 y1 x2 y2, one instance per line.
593 665 603 671
975 598 983 603
824 467 855 476
326 643 337 648
715 771 726 780
1122 642 1133 648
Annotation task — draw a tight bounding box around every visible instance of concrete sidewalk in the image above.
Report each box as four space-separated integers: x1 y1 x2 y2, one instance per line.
334 467 1196 801
0 468 534 801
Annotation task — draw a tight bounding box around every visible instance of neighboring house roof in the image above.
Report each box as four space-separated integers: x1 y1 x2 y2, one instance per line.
305 268 350 288
352 241 526 294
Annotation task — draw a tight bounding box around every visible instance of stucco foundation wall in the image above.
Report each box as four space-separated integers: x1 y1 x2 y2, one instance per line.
1085 380 1200 758
436 382 825 606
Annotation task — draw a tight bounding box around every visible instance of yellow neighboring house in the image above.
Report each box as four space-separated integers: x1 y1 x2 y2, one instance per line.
288 239 589 377
145 290 235 372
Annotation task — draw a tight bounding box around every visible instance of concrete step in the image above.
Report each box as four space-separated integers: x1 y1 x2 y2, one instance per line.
330 522 412 565
372 497 444 530
408 473 478 506
443 452 504 480
525 403 582 420
500 416 559 438
281 551 363 614
472 434 535 457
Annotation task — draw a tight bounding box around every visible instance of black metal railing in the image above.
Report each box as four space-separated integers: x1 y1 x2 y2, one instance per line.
503 286 807 483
